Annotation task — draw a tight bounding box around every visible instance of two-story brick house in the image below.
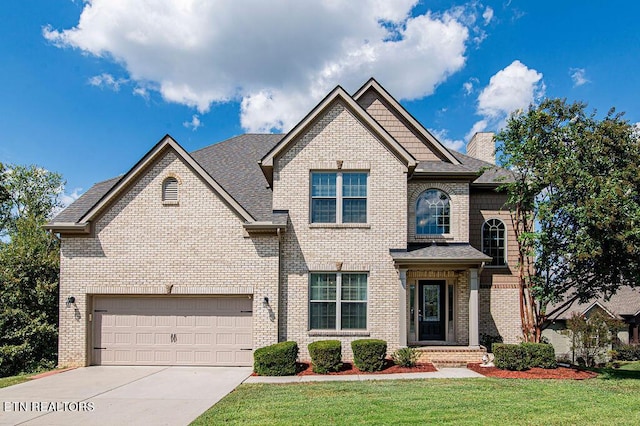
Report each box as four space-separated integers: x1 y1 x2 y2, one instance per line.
46 78 519 367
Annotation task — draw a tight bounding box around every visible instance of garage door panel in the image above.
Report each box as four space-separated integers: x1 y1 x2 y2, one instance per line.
93 297 253 366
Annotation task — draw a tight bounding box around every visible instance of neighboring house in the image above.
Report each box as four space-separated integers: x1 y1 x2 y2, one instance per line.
543 287 640 360
46 78 521 368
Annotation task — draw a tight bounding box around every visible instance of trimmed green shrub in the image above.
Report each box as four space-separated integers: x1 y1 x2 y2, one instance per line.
391 347 419 367
521 342 557 369
308 340 342 374
493 344 529 371
253 341 298 376
352 339 387 372
612 344 640 361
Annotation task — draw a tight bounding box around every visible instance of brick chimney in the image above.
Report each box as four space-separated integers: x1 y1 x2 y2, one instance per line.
467 132 495 164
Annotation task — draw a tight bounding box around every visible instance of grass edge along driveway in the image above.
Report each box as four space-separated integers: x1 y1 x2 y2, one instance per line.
192 377 640 425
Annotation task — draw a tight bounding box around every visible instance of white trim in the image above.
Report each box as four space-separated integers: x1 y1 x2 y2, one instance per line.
415 188 451 236
309 171 369 225
582 301 617 319
308 272 369 332
481 218 507 267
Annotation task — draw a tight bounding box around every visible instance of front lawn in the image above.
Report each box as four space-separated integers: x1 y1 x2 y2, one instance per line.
0 375 31 389
192 378 640 425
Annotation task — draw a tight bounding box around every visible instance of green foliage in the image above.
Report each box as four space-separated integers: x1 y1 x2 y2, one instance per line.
496 99 640 341
0 164 64 237
610 344 640 361
520 342 557 369
480 333 503 353
391 347 419 367
0 164 64 377
308 340 342 374
493 344 529 371
493 342 556 370
253 341 299 376
564 310 623 367
351 339 387 372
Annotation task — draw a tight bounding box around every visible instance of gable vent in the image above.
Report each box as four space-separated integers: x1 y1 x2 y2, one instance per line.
162 177 178 201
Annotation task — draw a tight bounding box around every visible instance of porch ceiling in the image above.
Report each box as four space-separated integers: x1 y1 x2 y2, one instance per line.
390 242 491 266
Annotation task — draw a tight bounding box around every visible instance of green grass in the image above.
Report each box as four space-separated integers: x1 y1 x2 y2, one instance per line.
0 374 32 388
616 361 640 371
192 378 640 425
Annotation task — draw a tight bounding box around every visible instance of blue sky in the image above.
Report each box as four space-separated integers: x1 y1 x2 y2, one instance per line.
1 1 639 204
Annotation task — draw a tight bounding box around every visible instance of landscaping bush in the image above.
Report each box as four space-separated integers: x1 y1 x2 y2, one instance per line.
352 339 387 372
253 341 298 376
308 340 342 374
493 344 529 371
391 347 419 367
521 342 557 369
611 344 640 361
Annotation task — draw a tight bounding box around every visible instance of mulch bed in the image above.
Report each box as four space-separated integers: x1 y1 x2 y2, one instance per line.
467 363 598 380
297 360 437 376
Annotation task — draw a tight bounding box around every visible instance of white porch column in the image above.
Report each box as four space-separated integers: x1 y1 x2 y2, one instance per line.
399 269 408 347
468 268 480 347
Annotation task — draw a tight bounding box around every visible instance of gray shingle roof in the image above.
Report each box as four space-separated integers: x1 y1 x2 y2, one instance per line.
191 134 284 221
390 243 491 263
51 133 511 225
552 286 640 319
52 176 121 223
450 151 515 185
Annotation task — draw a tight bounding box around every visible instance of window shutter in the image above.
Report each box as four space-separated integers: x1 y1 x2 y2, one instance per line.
163 178 178 201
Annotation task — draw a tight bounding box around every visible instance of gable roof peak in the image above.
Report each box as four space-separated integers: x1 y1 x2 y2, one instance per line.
353 78 461 165
260 82 417 185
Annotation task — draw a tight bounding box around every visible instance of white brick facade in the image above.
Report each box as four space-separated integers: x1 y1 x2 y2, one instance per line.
272 101 408 360
58 150 279 366
55 80 522 367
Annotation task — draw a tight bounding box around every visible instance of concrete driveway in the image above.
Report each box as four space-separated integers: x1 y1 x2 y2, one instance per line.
0 366 252 426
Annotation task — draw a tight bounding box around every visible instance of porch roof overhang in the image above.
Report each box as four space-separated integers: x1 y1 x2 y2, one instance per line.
390 243 491 267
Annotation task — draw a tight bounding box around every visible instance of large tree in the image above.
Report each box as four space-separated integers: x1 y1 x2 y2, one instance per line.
0 164 64 376
496 99 640 342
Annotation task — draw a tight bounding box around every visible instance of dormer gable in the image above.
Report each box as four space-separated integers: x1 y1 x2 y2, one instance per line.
353 78 460 165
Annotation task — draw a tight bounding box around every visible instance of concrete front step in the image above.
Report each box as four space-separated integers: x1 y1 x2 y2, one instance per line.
414 346 486 366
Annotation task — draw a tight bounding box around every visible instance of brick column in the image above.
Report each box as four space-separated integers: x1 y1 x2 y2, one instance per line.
399 269 408 347
469 268 480 347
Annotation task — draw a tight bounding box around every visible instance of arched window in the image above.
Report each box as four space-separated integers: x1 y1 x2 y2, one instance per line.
162 177 178 202
482 219 506 266
416 189 450 235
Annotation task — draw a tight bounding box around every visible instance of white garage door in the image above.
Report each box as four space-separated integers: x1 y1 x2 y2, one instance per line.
92 296 253 366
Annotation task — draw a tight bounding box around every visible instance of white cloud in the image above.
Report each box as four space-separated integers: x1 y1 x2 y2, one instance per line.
430 128 465 152
570 68 589 87
88 73 127 91
183 114 202 131
43 0 487 133
467 60 544 140
482 7 494 25
464 119 489 141
60 187 82 208
463 77 479 95
477 60 544 119
132 86 149 99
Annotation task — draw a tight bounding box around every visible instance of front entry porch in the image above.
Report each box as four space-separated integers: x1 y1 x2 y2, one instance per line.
401 269 480 347
391 243 492 364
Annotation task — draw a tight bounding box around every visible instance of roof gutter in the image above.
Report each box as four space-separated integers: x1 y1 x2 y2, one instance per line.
391 257 492 267
43 222 91 234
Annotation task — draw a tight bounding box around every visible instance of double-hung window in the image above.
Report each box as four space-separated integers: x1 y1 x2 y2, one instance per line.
311 172 367 223
309 273 367 330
